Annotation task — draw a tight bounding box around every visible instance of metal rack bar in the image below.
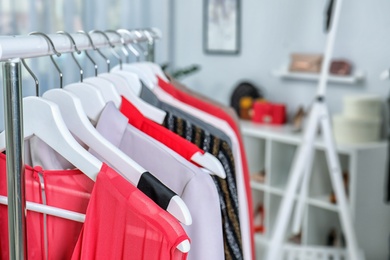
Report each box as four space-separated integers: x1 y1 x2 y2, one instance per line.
0 29 160 61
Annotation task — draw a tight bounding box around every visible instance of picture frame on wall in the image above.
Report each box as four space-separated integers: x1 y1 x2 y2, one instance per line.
204 0 240 55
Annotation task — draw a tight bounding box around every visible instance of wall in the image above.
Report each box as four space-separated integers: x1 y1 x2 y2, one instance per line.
171 0 390 118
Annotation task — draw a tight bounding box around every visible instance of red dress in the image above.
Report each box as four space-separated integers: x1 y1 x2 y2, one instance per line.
120 96 205 163
71 163 189 260
0 152 94 260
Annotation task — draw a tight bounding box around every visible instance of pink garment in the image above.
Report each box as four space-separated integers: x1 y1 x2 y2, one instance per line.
71 163 189 260
0 152 94 260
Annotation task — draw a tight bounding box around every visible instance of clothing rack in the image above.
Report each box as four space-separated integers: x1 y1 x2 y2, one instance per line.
0 28 160 259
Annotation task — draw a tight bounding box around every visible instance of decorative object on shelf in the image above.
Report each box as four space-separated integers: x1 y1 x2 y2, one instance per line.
330 59 352 76
288 232 302 245
251 170 266 183
329 171 349 204
203 0 240 54
252 100 286 125
292 106 306 132
254 204 265 233
230 81 262 117
333 95 383 144
239 97 254 120
327 228 345 248
289 53 323 73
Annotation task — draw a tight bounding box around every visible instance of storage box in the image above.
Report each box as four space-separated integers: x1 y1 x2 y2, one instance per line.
344 95 382 120
252 101 286 125
332 115 381 144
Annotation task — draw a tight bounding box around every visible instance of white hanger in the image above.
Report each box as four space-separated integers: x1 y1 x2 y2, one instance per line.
0 98 189 248
0 95 190 252
0 96 102 180
112 66 226 179
99 72 166 124
40 32 192 226
97 31 167 124
130 62 159 85
111 70 143 95
43 88 192 227
139 61 170 82
63 82 106 124
112 64 155 90
84 77 122 108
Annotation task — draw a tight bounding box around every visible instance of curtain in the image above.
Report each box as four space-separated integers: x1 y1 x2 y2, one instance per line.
0 0 171 130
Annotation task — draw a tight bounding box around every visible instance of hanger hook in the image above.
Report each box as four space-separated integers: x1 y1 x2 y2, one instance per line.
29 31 63 88
90 29 122 71
132 29 148 60
105 29 130 64
21 59 40 96
57 31 84 82
76 30 98 76
117 29 141 62
87 30 110 72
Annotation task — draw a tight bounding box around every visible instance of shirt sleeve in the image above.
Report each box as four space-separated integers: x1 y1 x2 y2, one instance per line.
180 173 224 260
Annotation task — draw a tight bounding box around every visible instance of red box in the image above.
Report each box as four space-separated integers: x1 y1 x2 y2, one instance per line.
252 101 286 125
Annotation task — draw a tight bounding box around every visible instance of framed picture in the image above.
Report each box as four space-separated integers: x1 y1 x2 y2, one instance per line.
204 0 240 55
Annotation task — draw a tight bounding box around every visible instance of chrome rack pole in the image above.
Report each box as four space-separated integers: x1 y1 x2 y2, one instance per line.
146 37 155 62
3 58 26 259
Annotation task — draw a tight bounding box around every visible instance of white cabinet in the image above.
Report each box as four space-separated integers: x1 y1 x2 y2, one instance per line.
240 120 390 259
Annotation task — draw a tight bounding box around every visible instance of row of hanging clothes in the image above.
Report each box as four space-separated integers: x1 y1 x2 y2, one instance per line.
0 28 254 260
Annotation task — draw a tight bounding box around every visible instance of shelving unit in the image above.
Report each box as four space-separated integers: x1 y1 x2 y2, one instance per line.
241 120 390 259
272 68 365 84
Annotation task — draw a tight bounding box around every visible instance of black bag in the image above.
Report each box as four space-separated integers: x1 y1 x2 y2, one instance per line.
230 81 262 117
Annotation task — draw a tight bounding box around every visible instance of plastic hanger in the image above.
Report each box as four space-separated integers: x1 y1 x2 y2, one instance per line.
110 29 155 90
0 32 104 223
112 63 155 90
98 72 166 124
84 77 122 107
83 30 166 123
112 70 143 95
115 29 154 92
0 96 103 180
134 29 169 82
96 30 166 124
43 89 192 227
131 65 228 179
0 75 101 221
139 61 170 82
117 28 146 62
110 44 226 180
40 37 192 227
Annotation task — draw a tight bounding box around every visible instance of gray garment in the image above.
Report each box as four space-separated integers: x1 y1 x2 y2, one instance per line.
90 102 225 260
140 84 232 148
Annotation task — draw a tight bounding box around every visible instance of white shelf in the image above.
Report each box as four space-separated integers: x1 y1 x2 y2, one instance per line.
243 124 389 259
272 69 365 84
251 180 338 212
307 196 338 212
250 180 284 196
240 120 387 154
